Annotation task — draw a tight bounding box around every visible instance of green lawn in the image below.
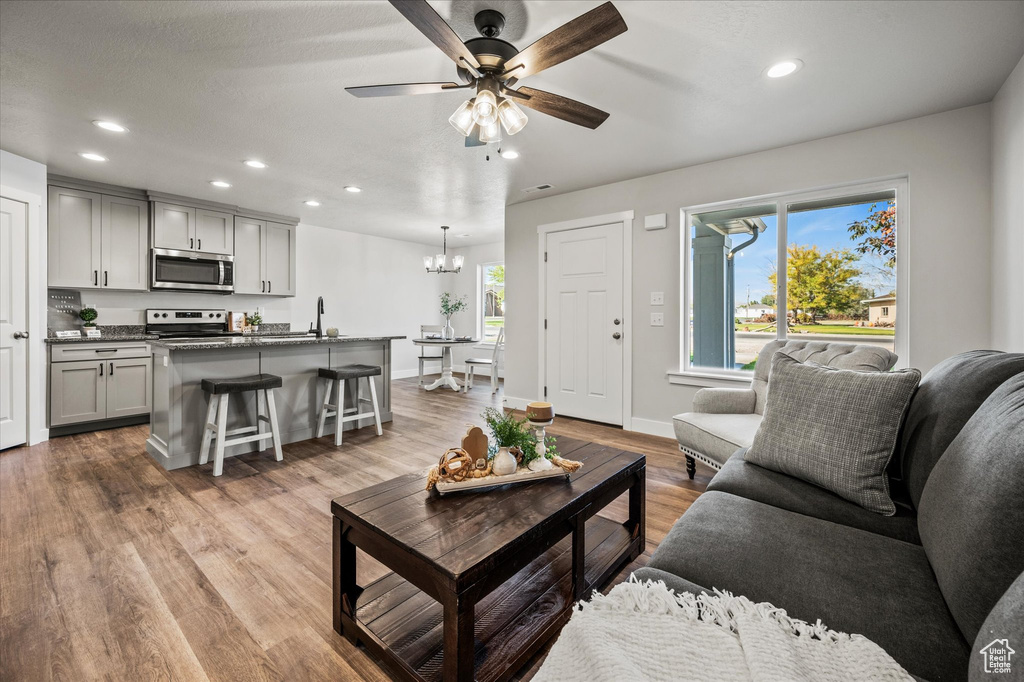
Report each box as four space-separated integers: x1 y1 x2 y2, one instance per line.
735 323 894 336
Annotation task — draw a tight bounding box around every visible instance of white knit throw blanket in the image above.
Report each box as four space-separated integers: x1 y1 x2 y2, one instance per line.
534 578 912 682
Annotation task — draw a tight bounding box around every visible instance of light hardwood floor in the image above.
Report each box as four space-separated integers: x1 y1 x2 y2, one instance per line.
0 377 711 681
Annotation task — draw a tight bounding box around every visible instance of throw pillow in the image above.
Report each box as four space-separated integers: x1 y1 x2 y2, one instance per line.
746 352 921 515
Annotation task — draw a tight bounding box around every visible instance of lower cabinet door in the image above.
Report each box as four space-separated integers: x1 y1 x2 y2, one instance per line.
106 357 152 418
50 360 106 426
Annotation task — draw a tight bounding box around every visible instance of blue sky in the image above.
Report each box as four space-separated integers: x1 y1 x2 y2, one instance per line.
728 202 896 307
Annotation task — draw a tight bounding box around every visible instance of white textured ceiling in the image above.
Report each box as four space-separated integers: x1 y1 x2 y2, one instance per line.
1 0 1022 245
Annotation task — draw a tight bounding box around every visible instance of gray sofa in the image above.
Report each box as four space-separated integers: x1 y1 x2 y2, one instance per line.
636 350 1024 682
673 339 898 478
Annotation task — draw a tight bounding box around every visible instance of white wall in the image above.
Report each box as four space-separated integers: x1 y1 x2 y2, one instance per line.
1 149 48 444
504 104 994 434
991 55 1024 352
69 224 448 378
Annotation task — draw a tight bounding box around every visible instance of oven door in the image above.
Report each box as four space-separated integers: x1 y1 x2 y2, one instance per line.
151 248 234 292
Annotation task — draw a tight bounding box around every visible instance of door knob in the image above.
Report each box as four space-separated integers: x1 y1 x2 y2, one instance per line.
613 318 621 325
612 332 621 340
13 331 29 339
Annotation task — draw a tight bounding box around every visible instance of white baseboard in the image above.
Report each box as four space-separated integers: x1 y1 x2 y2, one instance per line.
29 428 49 445
502 395 532 411
629 418 676 439
392 368 421 380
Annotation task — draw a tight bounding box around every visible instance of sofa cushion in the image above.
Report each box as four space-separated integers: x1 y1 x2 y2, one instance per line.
746 353 920 515
918 374 1024 645
648 491 969 681
708 449 921 544
751 339 898 414
630 567 710 596
672 412 761 466
900 350 1024 509
968 571 1024 681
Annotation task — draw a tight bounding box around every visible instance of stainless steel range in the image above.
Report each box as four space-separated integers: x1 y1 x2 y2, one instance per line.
145 308 237 339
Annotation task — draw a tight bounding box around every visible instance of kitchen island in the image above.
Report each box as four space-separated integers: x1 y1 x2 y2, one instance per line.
145 334 405 470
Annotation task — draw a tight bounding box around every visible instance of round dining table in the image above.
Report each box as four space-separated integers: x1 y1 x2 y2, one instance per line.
412 337 479 391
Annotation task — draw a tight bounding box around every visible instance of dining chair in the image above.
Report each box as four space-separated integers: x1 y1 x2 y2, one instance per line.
463 327 504 394
418 324 445 387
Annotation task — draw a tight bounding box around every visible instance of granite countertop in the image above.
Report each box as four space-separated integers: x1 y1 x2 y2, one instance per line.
45 324 300 345
151 334 407 351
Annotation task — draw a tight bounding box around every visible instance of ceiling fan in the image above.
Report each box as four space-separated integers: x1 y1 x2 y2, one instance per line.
346 0 627 146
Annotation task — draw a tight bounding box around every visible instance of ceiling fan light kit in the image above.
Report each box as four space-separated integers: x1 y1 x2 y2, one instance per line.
349 0 627 146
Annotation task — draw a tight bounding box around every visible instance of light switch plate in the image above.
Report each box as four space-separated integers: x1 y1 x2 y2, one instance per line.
651 312 665 327
650 291 664 306
644 213 667 230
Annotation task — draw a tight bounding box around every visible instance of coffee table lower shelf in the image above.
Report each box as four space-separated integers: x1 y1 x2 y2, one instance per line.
344 516 638 682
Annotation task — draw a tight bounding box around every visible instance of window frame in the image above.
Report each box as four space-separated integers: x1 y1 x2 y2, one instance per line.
477 260 505 346
673 176 909 383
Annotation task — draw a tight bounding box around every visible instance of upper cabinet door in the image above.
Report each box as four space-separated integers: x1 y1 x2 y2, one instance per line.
233 216 265 294
195 209 234 255
264 222 296 296
48 186 102 288
152 202 196 251
100 196 148 290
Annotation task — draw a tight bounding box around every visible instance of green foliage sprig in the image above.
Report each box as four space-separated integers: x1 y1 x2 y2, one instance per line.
79 307 98 326
480 407 558 464
247 312 263 326
440 292 468 318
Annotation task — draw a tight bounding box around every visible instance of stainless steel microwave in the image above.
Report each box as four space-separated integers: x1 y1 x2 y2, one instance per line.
151 248 234 293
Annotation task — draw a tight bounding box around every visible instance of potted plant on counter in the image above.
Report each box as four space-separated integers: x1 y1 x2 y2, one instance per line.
79 307 98 328
439 292 467 340
247 312 263 333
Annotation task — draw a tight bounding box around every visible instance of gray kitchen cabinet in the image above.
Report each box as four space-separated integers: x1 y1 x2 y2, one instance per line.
233 217 296 296
47 186 102 288
49 342 152 428
48 186 149 290
195 208 234 255
107 357 152 418
152 202 196 251
100 195 148 290
233 216 265 294
265 222 296 296
50 360 107 426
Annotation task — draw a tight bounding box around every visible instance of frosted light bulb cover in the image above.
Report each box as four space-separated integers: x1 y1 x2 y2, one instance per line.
479 120 502 143
498 98 528 135
452 255 465 270
423 256 434 270
449 99 476 136
472 90 498 126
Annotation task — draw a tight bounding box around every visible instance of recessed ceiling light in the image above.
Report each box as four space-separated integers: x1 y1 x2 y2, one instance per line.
244 159 267 169
501 150 519 159
766 59 803 78
210 180 231 188
344 186 361 193
93 120 128 133
304 200 321 207
79 152 107 162
459 233 471 238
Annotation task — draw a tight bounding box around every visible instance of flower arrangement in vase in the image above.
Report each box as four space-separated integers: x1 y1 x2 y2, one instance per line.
439 292 467 340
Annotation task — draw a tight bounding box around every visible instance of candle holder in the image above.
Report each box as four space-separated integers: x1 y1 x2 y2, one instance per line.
526 402 555 472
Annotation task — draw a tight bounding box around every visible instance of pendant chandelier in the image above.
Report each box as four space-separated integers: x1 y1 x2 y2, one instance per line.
423 226 464 274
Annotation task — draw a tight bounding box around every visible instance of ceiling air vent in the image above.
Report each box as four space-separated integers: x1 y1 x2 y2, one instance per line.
522 184 554 194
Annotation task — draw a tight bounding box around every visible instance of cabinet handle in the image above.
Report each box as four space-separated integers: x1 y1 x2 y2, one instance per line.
110 362 114 375
99 363 103 377
94 270 98 285
190 238 194 249
268 280 271 293
104 271 108 286
198 238 201 250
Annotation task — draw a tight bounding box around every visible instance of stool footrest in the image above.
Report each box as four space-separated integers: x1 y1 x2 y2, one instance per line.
223 432 275 447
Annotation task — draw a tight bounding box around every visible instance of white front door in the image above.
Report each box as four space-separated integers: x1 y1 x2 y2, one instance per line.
0 197 29 449
544 222 624 425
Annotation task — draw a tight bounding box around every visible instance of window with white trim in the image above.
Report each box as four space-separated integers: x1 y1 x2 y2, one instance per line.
681 180 903 376
479 262 504 343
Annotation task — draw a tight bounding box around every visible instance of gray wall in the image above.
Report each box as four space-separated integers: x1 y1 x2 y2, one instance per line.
504 104 994 433
991 55 1024 352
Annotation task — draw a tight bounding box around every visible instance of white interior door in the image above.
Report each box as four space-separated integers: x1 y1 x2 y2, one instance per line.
0 197 29 449
544 222 624 425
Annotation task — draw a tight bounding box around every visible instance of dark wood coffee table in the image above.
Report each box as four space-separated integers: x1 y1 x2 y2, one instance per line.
331 437 646 682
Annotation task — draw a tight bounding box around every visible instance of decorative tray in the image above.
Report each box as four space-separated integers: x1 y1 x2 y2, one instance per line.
435 466 570 495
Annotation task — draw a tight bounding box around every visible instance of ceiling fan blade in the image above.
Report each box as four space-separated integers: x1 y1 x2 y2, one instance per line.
346 82 463 98
501 2 626 80
389 0 481 70
515 86 610 129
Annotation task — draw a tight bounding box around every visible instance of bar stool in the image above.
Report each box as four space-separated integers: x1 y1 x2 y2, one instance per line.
199 373 284 476
315 364 383 446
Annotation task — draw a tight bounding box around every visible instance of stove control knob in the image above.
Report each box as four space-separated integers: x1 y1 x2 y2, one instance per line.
209 313 214 318
161 313 168 318
216 313 222 318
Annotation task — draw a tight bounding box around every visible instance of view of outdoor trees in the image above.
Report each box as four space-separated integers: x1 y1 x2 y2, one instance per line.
482 263 505 343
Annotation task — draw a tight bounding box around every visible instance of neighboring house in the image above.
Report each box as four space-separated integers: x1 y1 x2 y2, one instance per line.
862 295 897 325
485 288 504 317
736 304 774 320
